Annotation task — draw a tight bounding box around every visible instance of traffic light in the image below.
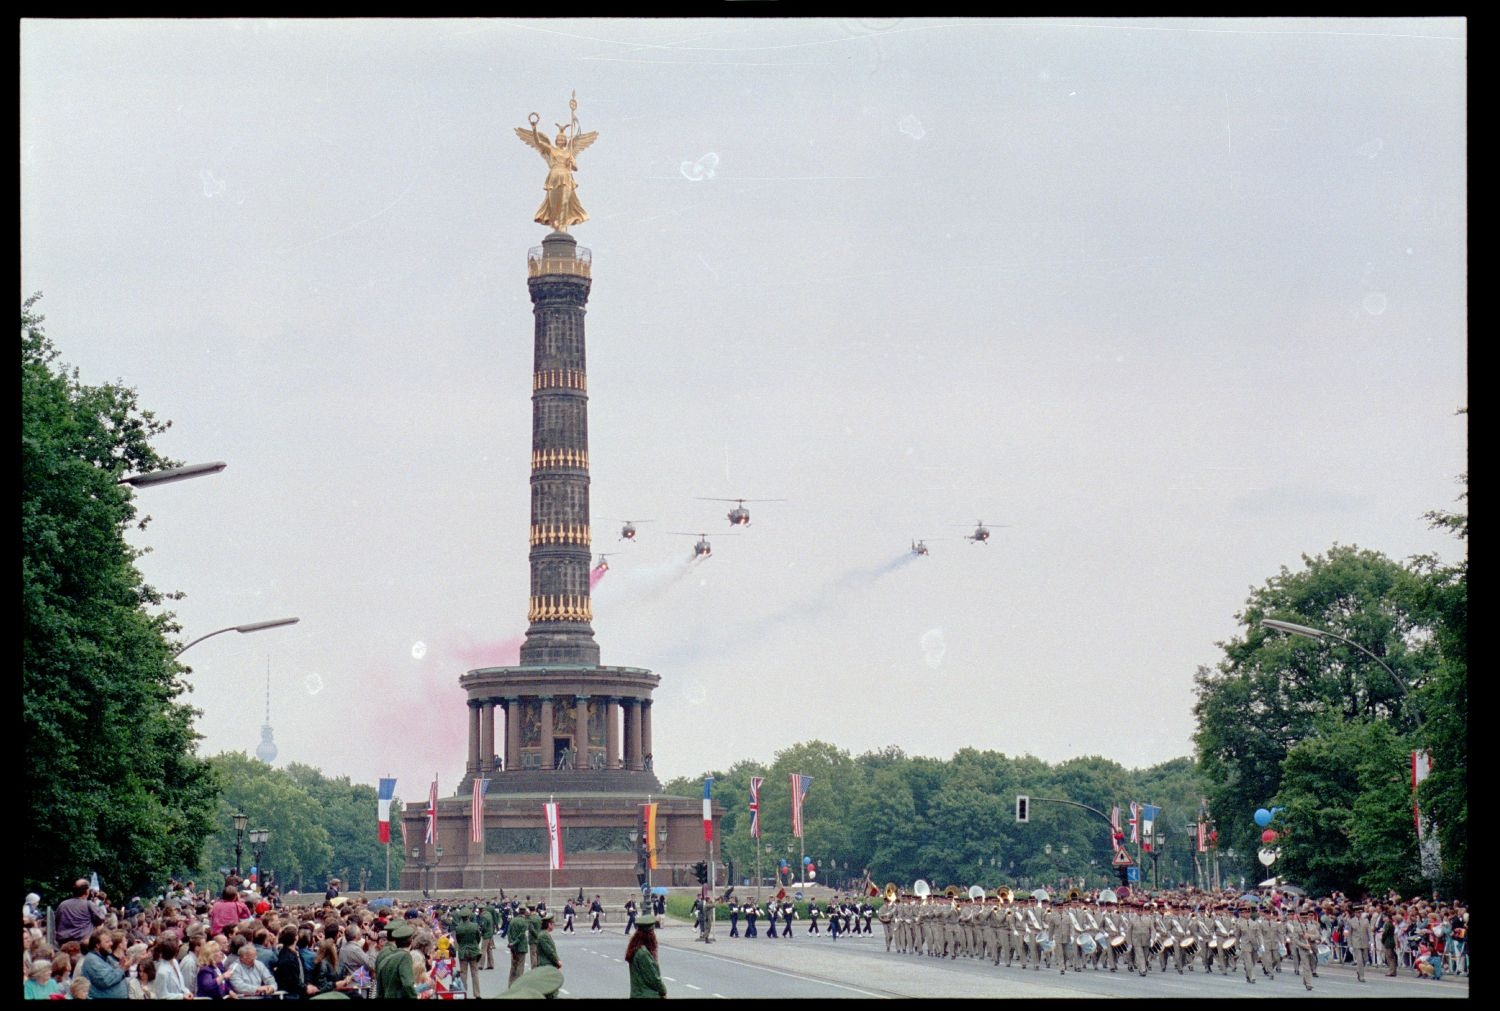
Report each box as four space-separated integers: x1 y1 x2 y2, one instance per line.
693 861 709 884
1116 865 1130 889
1016 795 1029 823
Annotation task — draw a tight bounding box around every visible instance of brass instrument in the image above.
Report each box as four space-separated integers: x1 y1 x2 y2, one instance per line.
996 887 1013 904
884 883 899 903
967 885 986 900
913 879 931 903
944 885 961 899
1066 888 1083 902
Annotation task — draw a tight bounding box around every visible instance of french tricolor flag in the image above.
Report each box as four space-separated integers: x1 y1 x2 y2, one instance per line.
377 778 397 844
703 777 714 842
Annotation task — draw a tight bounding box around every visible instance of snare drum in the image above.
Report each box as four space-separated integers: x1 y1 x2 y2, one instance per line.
1080 934 1097 955
1316 943 1332 966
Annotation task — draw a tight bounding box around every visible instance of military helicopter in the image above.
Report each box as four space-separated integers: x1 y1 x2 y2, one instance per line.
593 553 618 573
669 532 716 561
911 539 930 557
964 520 1010 545
614 519 654 542
695 497 786 527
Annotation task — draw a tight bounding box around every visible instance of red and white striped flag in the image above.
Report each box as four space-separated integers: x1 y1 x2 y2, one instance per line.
425 777 438 845
703 778 714 843
790 773 812 839
749 776 763 839
544 801 564 870
470 778 490 844
1197 821 1208 853
1128 801 1140 844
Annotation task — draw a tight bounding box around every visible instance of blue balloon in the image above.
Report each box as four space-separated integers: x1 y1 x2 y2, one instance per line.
803 856 812 864
1254 808 1272 828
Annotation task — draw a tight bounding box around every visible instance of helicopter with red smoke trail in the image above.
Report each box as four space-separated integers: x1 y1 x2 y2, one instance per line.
695 497 786 527
593 553 618 573
911 539 930 557
669 532 720 560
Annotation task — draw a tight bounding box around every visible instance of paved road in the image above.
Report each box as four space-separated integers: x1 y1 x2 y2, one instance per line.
472 924 1471 998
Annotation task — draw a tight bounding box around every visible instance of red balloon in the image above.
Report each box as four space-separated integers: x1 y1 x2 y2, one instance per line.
1261 829 1279 844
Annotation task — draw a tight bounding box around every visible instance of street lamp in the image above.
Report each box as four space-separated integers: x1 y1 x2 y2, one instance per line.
233 813 248 878
249 829 268 889
175 617 301 659
117 461 227 487
412 846 427 898
1260 618 1418 719
434 845 444 895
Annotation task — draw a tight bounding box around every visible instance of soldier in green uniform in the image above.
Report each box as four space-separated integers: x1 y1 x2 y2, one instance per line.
479 901 497 970
506 904 532 986
626 914 667 999
373 920 417 999
452 905 484 998
527 906 544 969
533 911 562 999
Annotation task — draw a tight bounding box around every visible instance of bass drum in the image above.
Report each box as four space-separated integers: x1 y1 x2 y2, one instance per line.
1038 933 1055 953
1316 943 1332 966
1080 934 1097 955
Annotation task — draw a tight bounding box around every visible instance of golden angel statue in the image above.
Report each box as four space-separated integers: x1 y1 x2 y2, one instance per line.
515 91 599 233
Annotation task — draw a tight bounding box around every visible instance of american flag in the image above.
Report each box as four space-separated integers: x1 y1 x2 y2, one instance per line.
470 778 490 844
1128 801 1140 844
790 773 812 839
425 777 438 845
749 776 763 838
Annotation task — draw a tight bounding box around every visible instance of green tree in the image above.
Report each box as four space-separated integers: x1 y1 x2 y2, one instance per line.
22 296 219 900
1192 545 1428 872
200 754 333 891
1273 718 1419 896
1410 463 1467 895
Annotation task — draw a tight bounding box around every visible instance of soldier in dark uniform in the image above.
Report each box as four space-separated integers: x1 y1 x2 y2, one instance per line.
589 895 604 933
562 900 576 934
862 900 875 936
808 901 821 934
744 901 758 938
765 900 778 938
781 899 795 938
623 898 638 934
826 900 841 940
728 901 741 937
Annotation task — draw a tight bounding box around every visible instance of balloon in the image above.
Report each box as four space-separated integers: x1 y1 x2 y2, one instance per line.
1261 829 1279 844
803 856 812 864
1254 808 1272 828
808 869 816 879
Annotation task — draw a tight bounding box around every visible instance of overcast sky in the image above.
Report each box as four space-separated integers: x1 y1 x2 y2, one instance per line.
21 18 1467 804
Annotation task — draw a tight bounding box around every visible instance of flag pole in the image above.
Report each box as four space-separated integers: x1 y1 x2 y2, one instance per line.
548 794 554 911
479 788 486 896
384 772 392 891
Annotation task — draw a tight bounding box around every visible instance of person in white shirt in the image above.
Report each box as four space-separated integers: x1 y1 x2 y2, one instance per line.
226 942 277 996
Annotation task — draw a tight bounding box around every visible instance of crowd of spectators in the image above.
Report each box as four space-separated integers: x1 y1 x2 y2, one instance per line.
21 876 487 999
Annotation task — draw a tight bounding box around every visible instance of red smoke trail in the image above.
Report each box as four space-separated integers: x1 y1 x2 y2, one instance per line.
590 565 607 590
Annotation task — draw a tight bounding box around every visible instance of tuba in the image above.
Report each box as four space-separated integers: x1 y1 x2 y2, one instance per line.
944 885 961 899
996 887 1013 904
913 879 931 904
884 883 899 904
1067 888 1083 902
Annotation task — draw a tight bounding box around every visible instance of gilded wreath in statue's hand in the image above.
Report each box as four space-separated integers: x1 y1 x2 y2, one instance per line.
516 93 598 233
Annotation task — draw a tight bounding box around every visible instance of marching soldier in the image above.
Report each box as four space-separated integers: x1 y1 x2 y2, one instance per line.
1127 904 1153 976
1163 903 1189 974
1022 897 1046 969
744 900 759 938
1234 907 1260 984
808 900 821 935
1079 902 1102 970
1345 905 1373 982
1098 902 1127 973
1293 910 1318 991
589 895 604 933
781 897 796 939
728 901 740 937
1003 899 1024 968
623 897 639 935
878 899 894 951
1046 898 1071 974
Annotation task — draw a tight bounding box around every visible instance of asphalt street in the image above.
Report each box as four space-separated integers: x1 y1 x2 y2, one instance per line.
471 922 1471 999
